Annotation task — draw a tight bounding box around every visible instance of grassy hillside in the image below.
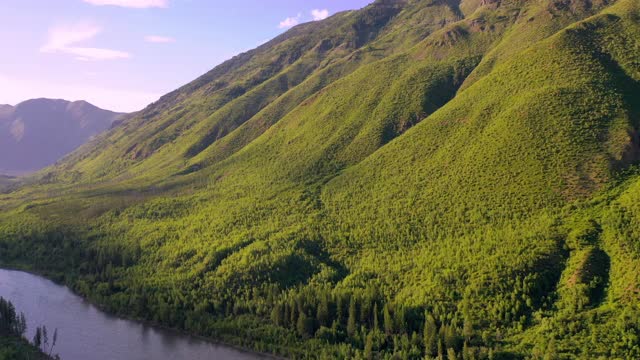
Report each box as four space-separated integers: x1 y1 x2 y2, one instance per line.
1 0 639 358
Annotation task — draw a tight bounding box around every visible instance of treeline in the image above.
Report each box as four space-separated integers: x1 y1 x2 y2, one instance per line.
0 297 26 338
0 297 60 360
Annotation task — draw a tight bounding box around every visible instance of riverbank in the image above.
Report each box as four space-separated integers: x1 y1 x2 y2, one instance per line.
0 265 281 360
0 335 53 360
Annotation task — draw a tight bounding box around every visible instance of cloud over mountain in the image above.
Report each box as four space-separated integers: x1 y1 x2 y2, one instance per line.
82 0 168 8
40 22 130 61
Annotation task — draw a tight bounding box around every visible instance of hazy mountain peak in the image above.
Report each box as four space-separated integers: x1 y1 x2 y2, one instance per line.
0 98 125 174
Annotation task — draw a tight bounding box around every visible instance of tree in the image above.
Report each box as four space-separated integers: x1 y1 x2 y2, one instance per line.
49 328 59 357
424 312 438 356
462 300 473 341
364 331 374 360
317 295 329 328
360 296 371 326
33 327 42 350
395 306 406 335
373 303 380 331
271 304 283 326
290 301 298 329
347 297 357 337
18 313 27 336
336 295 345 326
43 325 49 353
297 312 313 338
543 338 557 360
447 348 457 360
444 324 460 352
383 303 393 336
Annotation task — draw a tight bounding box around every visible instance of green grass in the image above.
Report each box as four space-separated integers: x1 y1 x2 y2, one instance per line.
0 0 639 358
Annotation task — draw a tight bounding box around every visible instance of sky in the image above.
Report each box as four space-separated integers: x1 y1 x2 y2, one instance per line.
0 0 373 112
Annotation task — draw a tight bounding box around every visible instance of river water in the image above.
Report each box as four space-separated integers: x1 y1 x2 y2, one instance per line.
0 269 265 360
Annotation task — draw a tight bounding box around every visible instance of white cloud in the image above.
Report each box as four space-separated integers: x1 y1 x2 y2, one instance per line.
311 9 329 21
144 35 175 43
278 14 301 29
82 0 168 8
0 73 160 113
40 23 130 61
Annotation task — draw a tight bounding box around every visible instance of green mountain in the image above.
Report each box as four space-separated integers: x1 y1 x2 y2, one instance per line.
1 0 639 358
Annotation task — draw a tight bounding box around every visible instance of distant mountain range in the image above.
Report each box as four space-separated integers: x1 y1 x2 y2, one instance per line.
0 98 124 175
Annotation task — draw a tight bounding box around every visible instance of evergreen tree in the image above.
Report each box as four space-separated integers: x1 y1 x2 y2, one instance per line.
49 328 59 357
424 312 438 356
384 303 393 336
297 312 311 338
373 302 380 331
447 348 457 360
462 302 473 343
347 296 357 337
444 324 460 351
543 338 557 360
271 303 283 326
395 306 406 335
364 331 374 360
283 302 290 327
33 327 42 350
290 300 298 329
336 295 345 326
317 295 330 328
360 296 371 326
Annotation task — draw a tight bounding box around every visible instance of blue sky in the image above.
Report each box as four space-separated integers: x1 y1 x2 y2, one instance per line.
0 0 373 112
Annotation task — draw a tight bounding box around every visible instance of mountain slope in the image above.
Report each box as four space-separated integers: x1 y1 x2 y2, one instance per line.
0 99 124 175
1 0 639 359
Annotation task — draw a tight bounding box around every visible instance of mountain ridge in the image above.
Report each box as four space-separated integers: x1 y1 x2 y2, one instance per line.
0 98 125 175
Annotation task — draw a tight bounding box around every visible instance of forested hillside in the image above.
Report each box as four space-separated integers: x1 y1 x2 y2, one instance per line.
1 0 639 358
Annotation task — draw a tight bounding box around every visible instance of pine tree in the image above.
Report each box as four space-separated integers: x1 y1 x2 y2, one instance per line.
43 325 49 353
424 312 438 356
317 295 329 328
17 312 27 336
283 302 290 327
290 300 298 329
444 324 460 352
33 327 42 350
364 331 374 360
462 301 473 343
347 296 357 337
383 303 393 336
271 303 283 326
395 306 406 335
49 328 58 357
543 338 557 360
360 296 371 326
297 312 311 338
462 341 473 360
373 302 380 331
447 348 457 360
336 295 344 326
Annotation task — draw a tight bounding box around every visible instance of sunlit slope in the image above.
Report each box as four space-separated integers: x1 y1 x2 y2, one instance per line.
325 0 640 240
50 0 465 183
322 0 640 300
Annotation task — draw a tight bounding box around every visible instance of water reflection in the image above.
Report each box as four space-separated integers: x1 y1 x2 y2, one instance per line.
0 269 264 360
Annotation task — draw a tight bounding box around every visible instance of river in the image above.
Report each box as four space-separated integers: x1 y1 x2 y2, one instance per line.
0 269 266 360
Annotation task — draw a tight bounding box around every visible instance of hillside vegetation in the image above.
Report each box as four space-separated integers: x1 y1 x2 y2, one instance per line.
1 0 639 358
